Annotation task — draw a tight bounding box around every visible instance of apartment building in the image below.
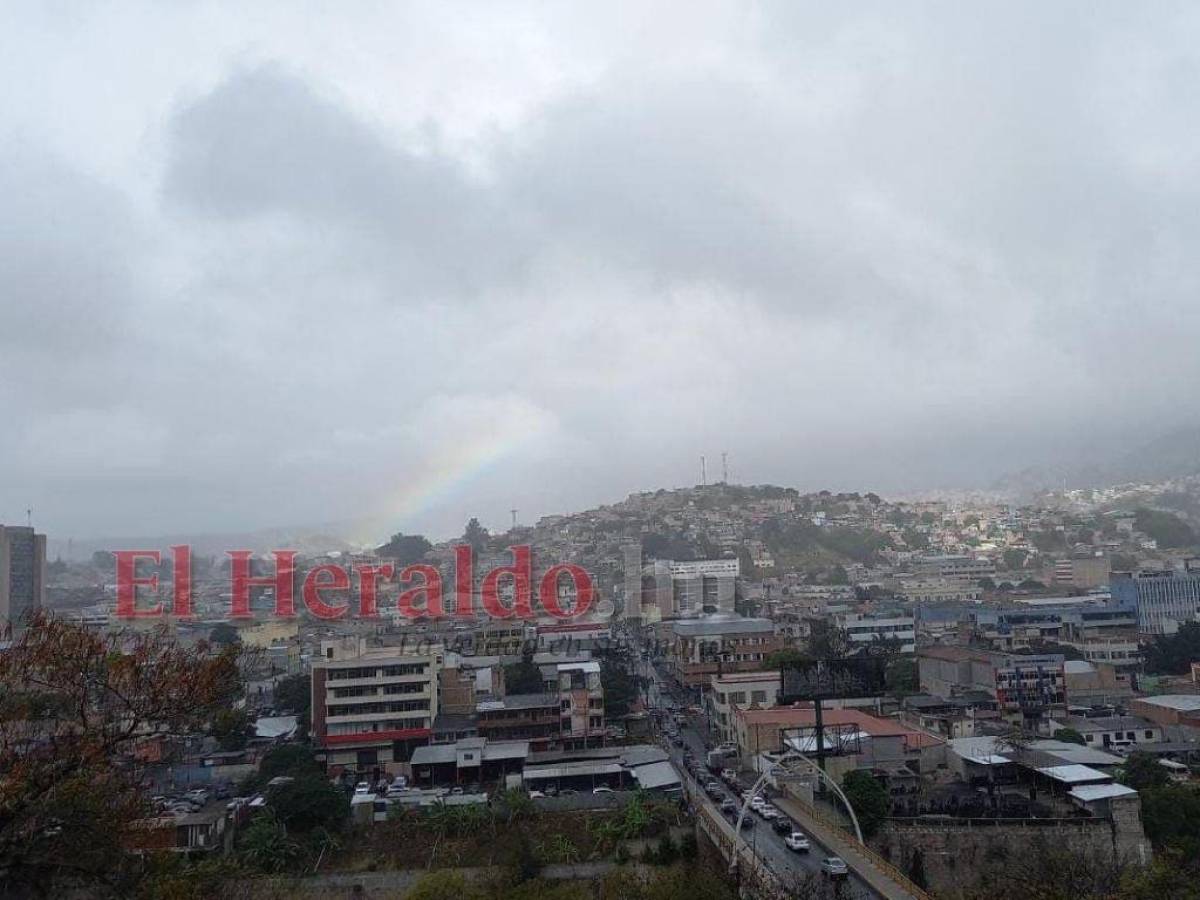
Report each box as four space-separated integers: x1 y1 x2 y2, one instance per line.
918 646 1066 724
311 637 442 774
0 524 46 635
1110 564 1200 635
667 615 783 687
644 558 739 618
555 660 606 746
707 671 781 743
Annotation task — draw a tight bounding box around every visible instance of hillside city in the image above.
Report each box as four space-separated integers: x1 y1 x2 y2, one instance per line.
4 478 1200 899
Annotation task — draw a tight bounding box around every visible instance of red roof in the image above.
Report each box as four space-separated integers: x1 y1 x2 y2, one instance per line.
735 704 942 748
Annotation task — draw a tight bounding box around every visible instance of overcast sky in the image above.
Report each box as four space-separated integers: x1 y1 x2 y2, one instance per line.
3 2 1200 542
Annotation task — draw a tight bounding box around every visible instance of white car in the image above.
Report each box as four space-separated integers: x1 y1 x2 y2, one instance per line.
592 786 615 794
353 782 372 795
749 795 767 810
784 832 811 852
759 807 780 821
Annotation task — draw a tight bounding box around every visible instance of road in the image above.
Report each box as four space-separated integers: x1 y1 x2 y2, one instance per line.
633 648 880 899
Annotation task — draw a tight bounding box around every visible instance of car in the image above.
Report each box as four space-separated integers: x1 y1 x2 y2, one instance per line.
785 832 811 852
528 790 546 799
749 795 767 808
719 797 737 812
760 807 780 821
772 817 793 834
592 786 615 794
449 787 464 796
821 857 849 878
353 782 371 795
720 768 738 783
733 814 754 830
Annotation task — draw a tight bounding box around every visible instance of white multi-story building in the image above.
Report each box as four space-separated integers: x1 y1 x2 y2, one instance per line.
312 637 443 775
836 613 916 654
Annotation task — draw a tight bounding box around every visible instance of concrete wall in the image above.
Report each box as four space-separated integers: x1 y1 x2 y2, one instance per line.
875 808 1151 897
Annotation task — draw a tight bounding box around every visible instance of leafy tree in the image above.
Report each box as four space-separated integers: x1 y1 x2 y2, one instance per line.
90 550 115 571
977 576 996 590
1134 507 1197 548
209 622 240 646
600 656 640 718
1117 751 1171 791
0 614 242 894
1110 552 1139 572
211 707 252 751
764 647 809 669
1142 622 1200 675
1053 727 1087 745
1138 784 1200 857
265 774 349 834
376 532 433 566
1001 548 1028 570
464 517 490 556
807 620 849 659
885 658 919 698
272 673 312 738
255 744 322 787
503 649 545 695
841 770 890 837
239 815 301 873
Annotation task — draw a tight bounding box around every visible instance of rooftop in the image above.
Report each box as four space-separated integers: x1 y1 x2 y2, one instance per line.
1135 695 1200 712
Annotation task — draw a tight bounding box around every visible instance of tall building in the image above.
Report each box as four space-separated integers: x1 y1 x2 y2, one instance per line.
0 525 46 635
311 637 443 776
1110 564 1200 635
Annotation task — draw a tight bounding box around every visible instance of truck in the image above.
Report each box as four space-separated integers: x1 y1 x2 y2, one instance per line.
706 748 728 773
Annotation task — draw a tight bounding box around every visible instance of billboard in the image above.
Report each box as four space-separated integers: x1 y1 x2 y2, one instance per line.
779 656 887 702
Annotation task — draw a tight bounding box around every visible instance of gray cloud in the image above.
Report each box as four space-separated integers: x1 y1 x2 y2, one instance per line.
2 2 1200 540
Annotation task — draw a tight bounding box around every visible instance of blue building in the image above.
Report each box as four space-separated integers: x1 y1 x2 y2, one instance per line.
1110 565 1200 635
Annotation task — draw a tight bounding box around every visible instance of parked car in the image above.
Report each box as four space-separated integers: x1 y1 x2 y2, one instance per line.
821 857 849 878
785 832 811 852
720 768 738 783
593 786 615 794
760 807 780 821
772 817 793 835
353 782 371 795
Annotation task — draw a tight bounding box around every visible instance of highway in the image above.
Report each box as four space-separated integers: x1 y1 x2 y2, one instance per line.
633 647 880 899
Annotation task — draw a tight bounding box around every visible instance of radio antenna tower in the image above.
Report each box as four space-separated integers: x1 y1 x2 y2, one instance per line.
510 508 519 529
721 452 728 484
700 455 707 486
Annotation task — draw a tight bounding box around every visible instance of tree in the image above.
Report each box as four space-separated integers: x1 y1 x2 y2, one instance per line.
841 770 889 837
503 649 544 695
376 532 433 566
807 620 849 659
1134 507 1197 548
1053 727 1087 745
266 775 349 834
1143 622 1200 675
764 647 809 669
273 673 312 739
1117 751 1171 791
1002 548 1028 570
600 656 640 719
464 517 489 556
885 658 919 698
239 814 301 873
209 622 240 646
255 744 322 786
90 550 115 571
0 614 242 894
211 707 252 751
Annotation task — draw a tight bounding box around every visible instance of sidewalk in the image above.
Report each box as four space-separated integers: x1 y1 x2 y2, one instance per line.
772 795 926 900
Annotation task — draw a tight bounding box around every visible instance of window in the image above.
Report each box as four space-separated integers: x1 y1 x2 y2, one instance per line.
1145 730 1154 739
751 690 767 703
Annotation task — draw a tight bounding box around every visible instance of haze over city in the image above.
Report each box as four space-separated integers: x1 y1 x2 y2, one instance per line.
4 2 1200 541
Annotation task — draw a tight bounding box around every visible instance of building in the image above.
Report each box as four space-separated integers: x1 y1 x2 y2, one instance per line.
1111 564 1200 635
914 555 995 580
476 693 561 746
707 670 781 743
836 613 916 654
555 660 606 745
732 704 944 776
1053 714 1163 750
1054 556 1111 590
1128 695 1200 730
0 525 46 635
666 615 783 687
1062 660 1133 705
918 646 1066 724
311 637 442 775
897 576 982 604
646 558 739 618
